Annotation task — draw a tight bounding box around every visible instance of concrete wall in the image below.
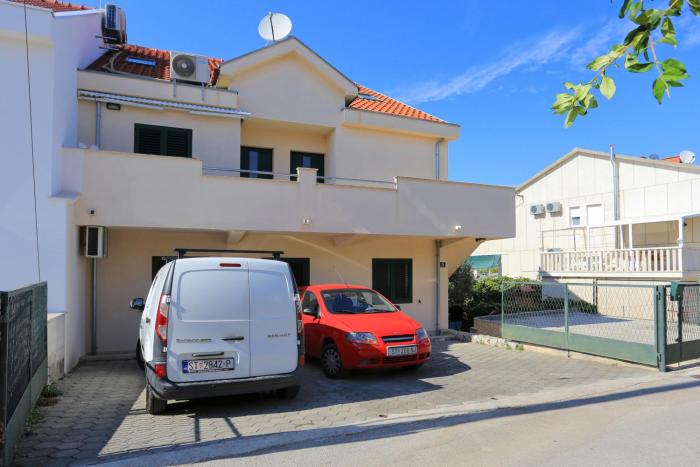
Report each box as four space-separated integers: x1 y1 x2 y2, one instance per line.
47 313 66 382
0 4 104 372
476 151 700 279
91 229 456 353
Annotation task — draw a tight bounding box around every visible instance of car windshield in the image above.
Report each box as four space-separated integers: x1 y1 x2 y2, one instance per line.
321 289 397 314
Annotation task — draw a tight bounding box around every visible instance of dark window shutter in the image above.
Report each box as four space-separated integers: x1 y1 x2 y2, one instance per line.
372 259 412 304
135 125 164 155
165 128 192 157
241 147 273 179
290 151 324 183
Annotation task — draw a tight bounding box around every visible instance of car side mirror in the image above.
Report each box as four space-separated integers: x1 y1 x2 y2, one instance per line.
130 298 145 311
303 305 321 318
396 305 401 311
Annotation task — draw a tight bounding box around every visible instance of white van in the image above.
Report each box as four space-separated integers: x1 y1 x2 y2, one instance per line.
130 257 304 414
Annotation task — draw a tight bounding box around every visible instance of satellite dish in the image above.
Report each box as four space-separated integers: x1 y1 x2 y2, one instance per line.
258 12 292 42
648 154 659 160
680 149 696 164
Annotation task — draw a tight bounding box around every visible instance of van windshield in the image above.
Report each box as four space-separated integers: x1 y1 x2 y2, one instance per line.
321 289 397 314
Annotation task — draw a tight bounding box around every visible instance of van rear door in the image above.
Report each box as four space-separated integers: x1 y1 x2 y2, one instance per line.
249 260 298 376
167 258 251 382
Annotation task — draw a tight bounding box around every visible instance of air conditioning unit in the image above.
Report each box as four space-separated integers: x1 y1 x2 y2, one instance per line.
170 52 211 84
84 226 106 258
530 204 545 215
102 4 127 45
546 201 562 213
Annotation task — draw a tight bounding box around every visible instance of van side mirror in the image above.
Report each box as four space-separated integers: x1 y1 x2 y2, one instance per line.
130 298 145 311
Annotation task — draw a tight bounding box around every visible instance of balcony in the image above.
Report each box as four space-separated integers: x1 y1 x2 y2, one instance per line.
539 215 700 279
541 246 700 278
61 148 514 240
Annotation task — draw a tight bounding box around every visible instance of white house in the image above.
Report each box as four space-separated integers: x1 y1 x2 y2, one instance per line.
475 147 700 282
1 0 514 372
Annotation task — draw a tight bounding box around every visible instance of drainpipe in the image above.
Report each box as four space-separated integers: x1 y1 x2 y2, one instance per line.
435 239 442 333
91 258 97 355
95 101 102 149
435 139 444 333
610 144 620 248
435 138 444 179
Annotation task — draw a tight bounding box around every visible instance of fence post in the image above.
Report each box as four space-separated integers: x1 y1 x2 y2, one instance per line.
563 284 570 352
500 281 505 331
654 285 667 372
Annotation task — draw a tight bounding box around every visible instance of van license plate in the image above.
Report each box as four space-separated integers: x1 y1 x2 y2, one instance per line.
386 345 417 357
182 358 235 373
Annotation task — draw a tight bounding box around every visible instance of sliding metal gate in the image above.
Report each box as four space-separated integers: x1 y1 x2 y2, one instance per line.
501 281 700 371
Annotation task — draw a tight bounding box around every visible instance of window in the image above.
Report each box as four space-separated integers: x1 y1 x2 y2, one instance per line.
372 258 413 304
241 147 273 179
587 204 604 226
268 257 310 287
321 288 397 314
301 291 319 315
569 206 582 226
290 151 324 183
134 124 192 157
152 256 177 279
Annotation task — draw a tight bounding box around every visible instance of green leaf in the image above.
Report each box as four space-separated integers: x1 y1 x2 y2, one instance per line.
690 0 700 15
628 0 643 18
600 74 616 99
659 18 678 46
661 58 686 73
628 62 654 73
587 54 611 71
632 9 664 27
668 0 684 16
619 0 633 18
564 109 577 128
653 77 669 104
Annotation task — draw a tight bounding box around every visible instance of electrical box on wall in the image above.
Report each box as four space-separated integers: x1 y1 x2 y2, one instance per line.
84 226 106 258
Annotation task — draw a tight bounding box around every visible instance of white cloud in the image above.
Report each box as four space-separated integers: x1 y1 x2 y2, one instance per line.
396 28 582 103
569 20 629 68
678 14 700 47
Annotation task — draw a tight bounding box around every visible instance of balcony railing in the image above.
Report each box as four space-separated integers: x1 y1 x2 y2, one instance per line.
541 246 700 276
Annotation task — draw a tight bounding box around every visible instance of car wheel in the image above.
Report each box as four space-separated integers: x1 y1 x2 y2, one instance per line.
145 385 167 415
136 341 145 370
277 385 301 399
321 343 347 379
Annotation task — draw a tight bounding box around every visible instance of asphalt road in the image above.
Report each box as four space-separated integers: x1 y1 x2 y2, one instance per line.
195 375 700 467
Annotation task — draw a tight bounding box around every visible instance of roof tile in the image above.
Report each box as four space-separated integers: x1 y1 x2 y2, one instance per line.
9 0 90 12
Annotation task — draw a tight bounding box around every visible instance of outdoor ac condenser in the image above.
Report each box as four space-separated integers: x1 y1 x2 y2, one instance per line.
85 226 106 258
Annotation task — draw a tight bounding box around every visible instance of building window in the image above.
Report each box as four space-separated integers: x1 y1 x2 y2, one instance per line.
586 204 604 226
372 258 412 304
241 147 273 179
290 151 324 183
152 256 177 279
569 206 582 226
134 124 192 157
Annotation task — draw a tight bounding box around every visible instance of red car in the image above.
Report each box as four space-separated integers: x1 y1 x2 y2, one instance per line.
300 284 431 378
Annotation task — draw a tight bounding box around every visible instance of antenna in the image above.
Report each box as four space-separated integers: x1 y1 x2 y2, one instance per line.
680 149 696 164
258 12 292 42
333 267 350 290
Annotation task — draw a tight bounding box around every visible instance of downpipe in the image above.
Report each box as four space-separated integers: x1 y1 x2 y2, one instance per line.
436 239 442 333
610 144 620 248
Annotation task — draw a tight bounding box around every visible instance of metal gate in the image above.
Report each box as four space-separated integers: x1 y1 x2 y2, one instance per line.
500 281 700 370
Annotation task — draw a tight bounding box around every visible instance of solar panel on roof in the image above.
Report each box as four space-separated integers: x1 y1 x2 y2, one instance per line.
125 56 156 67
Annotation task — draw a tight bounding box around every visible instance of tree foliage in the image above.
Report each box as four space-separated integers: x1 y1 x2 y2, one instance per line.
553 0 698 127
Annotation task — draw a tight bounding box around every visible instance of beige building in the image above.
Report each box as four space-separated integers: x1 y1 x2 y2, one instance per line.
1 0 514 368
475 148 700 282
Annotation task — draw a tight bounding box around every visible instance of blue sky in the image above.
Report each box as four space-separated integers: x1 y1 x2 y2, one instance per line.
83 0 700 186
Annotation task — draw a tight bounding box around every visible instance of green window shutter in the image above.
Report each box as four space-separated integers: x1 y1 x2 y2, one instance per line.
134 124 164 155
134 124 192 157
165 128 192 157
372 259 412 304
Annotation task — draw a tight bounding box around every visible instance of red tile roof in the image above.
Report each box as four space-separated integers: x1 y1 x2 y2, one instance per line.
86 44 446 123
87 45 223 85
663 155 681 163
9 0 90 12
349 85 444 123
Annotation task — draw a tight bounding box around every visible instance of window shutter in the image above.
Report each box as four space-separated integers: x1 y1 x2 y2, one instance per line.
372 259 412 304
135 125 163 155
165 128 192 157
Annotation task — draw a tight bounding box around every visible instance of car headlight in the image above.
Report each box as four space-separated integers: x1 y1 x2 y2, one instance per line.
416 327 429 342
346 332 377 344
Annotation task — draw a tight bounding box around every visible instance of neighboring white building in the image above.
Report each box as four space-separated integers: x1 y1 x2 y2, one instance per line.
475 147 700 282
1 0 514 371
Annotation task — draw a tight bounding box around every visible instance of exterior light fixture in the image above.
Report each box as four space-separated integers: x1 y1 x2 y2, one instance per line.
454 225 463 231
302 218 311 225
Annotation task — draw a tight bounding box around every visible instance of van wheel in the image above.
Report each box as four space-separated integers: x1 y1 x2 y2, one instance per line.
277 385 301 399
136 341 145 370
145 385 167 415
321 343 347 379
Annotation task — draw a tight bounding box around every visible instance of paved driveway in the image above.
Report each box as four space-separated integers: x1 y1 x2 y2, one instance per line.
16 339 652 466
